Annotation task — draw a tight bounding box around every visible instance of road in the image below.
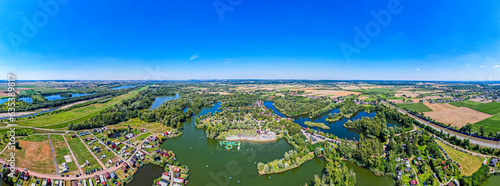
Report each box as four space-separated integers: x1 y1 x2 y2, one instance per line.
382 101 500 149
48 135 60 175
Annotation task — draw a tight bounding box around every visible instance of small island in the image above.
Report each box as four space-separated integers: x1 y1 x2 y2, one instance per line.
304 121 330 130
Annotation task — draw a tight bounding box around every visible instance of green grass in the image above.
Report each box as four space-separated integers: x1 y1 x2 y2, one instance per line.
92 140 118 168
472 114 500 133
436 140 482 176
14 89 141 129
30 94 47 102
365 87 406 94
66 134 103 171
396 103 433 112
449 100 500 115
50 134 79 174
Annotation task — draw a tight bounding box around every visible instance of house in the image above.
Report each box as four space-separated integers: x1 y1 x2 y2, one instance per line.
173 177 185 185
157 179 169 186
161 173 170 180
410 180 417 185
104 172 111 179
489 158 498 167
447 182 455 186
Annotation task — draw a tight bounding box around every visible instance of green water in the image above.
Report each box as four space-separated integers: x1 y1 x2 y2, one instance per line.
128 103 394 186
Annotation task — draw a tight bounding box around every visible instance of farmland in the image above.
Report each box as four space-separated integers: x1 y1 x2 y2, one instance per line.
396 103 433 112
423 107 492 128
449 100 500 115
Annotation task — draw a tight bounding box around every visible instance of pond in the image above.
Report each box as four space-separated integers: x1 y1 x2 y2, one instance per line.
263 101 401 141
111 85 135 90
149 94 180 110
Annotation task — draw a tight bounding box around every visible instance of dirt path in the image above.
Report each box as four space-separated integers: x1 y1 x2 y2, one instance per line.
75 132 106 169
48 135 60 175
62 134 84 175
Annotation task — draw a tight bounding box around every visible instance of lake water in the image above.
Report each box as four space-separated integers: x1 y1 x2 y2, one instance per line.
264 101 401 141
127 102 394 186
111 85 135 90
149 94 180 110
44 93 96 101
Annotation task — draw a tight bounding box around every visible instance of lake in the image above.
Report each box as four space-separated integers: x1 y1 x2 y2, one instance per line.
149 94 180 110
111 85 135 90
128 102 394 186
44 93 96 101
264 101 401 141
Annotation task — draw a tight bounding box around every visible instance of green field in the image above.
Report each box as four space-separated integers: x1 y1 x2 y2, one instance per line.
65 134 103 171
449 100 500 115
50 134 79 174
396 103 433 112
364 87 406 94
14 88 142 129
30 94 47 102
472 114 500 133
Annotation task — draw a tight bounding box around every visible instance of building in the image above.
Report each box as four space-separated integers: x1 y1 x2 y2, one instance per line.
489 158 498 167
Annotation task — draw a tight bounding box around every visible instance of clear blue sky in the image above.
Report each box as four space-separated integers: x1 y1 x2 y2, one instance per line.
1 0 499 80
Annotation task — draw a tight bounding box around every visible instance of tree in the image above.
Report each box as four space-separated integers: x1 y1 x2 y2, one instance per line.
278 160 285 168
480 126 485 136
284 152 290 161
264 165 270 173
257 162 264 170
314 147 322 157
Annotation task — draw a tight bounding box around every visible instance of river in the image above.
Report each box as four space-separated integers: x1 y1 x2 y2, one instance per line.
128 101 394 186
149 94 180 110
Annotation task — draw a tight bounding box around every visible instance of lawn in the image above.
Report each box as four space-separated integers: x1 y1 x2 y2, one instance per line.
50 134 79 174
396 103 433 112
92 140 119 168
14 89 141 128
449 100 500 115
107 118 173 133
65 134 103 171
435 140 482 176
129 132 152 144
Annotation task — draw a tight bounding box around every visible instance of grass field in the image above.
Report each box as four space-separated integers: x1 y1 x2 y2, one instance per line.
107 118 173 132
30 94 47 102
396 103 433 112
92 140 118 168
365 87 406 94
15 88 142 129
50 134 79 174
65 134 103 171
435 140 483 176
449 100 500 115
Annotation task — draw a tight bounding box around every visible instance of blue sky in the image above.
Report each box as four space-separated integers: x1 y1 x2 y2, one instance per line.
0 0 500 80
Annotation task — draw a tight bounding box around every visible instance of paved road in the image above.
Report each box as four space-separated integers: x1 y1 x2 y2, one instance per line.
61 134 84 175
48 135 60 175
382 101 500 149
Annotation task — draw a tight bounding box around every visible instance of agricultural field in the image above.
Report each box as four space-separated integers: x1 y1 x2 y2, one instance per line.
14 88 141 129
65 134 103 171
0 135 56 174
435 140 483 176
396 103 433 112
472 114 500 133
364 86 407 94
449 100 500 115
423 107 492 128
50 134 79 174
423 103 457 111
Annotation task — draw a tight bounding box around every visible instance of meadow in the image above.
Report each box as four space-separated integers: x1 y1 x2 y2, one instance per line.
50 134 79 174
